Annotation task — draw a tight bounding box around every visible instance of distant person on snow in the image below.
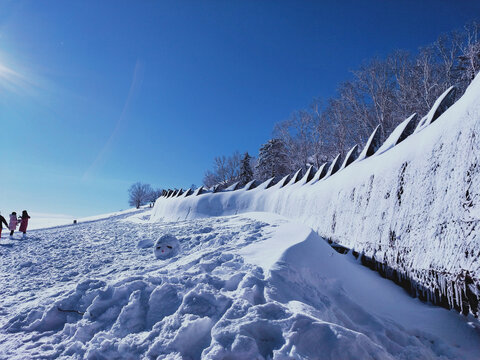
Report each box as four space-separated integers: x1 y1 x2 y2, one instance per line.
9 212 18 238
19 210 30 239
0 212 8 238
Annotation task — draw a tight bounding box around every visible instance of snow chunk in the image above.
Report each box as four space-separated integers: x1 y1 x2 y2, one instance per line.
154 234 180 260
137 238 154 249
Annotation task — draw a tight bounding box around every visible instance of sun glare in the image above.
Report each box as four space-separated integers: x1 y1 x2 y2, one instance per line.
0 53 39 96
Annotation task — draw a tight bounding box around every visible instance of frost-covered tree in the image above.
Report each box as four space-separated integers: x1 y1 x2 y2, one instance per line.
128 182 152 209
456 22 480 83
275 101 336 171
203 151 242 188
255 139 290 181
239 152 254 186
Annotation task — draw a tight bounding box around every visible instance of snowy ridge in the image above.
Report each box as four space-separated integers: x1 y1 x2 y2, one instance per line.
153 74 480 316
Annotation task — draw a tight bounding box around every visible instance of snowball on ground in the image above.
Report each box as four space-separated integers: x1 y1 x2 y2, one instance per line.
154 234 180 259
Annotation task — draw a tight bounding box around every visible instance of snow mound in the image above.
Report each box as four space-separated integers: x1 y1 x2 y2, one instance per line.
137 238 154 249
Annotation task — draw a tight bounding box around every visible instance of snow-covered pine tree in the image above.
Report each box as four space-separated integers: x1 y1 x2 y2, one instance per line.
255 139 290 181
239 152 254 186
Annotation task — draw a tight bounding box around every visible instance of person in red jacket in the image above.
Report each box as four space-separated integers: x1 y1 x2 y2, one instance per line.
19 210 30 239
0 212 8 238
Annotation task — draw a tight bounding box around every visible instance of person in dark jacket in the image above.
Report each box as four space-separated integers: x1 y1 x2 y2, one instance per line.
0 212 8 238
19 210 30 239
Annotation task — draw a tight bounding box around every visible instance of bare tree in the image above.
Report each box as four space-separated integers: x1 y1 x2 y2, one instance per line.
457 22 480 84
147 188 163 207
273 100 335 172
128 182 152 209
352 58 397 140
203 151 242 188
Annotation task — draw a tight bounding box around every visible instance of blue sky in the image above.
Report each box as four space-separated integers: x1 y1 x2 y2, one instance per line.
0 0 479 217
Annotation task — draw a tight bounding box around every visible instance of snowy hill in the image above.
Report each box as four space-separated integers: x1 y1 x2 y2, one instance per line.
1 209 479 359
26 207 151 230
152 73 480 318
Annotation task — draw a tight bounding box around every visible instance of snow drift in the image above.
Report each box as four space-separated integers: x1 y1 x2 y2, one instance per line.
152 74 480 317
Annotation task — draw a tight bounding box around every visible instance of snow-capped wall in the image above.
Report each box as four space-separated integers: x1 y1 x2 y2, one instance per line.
152 74 480 316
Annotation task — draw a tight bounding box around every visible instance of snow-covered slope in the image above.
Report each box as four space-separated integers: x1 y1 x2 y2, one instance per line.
1 210 479 359
27 207 149 230
152 74 480 317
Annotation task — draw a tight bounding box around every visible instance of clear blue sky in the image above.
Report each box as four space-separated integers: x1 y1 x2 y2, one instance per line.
0 0 479 217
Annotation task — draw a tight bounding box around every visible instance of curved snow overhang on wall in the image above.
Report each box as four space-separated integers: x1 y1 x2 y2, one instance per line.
375 113 418 156
224 182 240 191
243 179 258 191
153 74 480 316
340 145 360 171
356 125 382 162
324 154 343 179
414 86 456 134
311 162 330 184
286 169 303 185
183 188 193 197
298 166 315 185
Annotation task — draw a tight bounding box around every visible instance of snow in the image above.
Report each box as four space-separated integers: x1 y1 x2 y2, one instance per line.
1 61 478 360
376 113 418 156
414 86 456 134
27 212 75 230
339 144 359 170
151 72 480 317
297 165 314 185
310 162 328 184
286 169 302 186
1 209 479 359
225 182 240 191
193 186 205 196
356 124 381 162
323 153 341 179
243 179 258 190
24 207 148 230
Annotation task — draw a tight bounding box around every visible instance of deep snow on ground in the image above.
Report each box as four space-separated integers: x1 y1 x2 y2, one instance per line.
0 209 479 359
